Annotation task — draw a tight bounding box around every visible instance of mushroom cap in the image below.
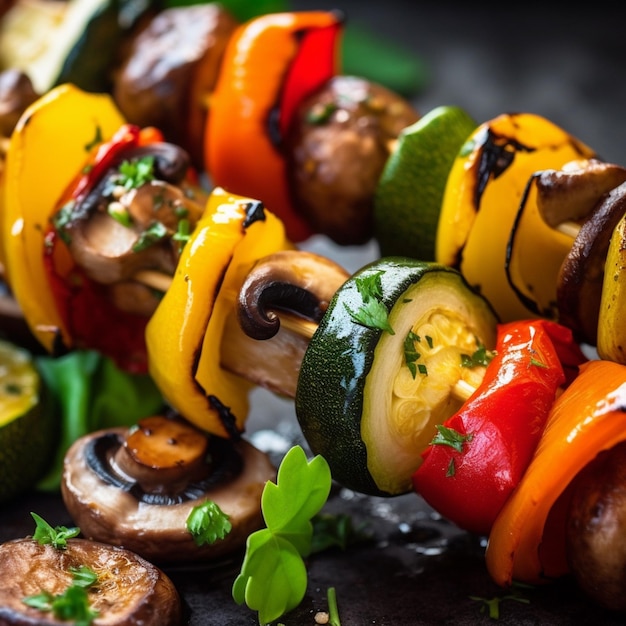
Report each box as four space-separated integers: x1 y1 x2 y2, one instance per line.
61 429 276 564
0 537 181 625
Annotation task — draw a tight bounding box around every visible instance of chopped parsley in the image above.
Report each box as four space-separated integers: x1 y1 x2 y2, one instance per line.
186 500 232 546
430 424 473 453
461 343 495 368
114 156 156 191
345 271 394 334
403 330 422 378
132 221 168 252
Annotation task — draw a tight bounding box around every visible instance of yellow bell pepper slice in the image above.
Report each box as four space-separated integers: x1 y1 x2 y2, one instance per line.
436 113 595 322
146 187 293 438
505 171 580 319
2 83 124 353
486 359 626 587
598 207 626 363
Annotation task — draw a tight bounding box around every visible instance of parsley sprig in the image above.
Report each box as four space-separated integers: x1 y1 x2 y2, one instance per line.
233 446 332 625
114 156 156 191
186 500 232 546
461 343 495 368
31 512 80 549
23 566 99 626
345 271 394 334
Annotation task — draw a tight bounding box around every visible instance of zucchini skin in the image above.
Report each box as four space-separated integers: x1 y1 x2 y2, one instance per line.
295 256 493 496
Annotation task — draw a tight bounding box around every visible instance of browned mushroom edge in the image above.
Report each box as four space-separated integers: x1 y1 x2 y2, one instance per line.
112 3 239 170
557 179 626 345
284 74 420 246
52 140 208 318
61 413 276 564
220 249 350 399
0 537 182 625
237 249 350 340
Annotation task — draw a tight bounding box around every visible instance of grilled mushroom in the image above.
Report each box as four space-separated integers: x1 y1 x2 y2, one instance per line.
61 412 275 563
0 536 182 625
221 249 350 398
284 75 419 245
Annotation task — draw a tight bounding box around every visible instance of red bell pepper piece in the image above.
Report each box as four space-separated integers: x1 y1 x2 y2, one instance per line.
42 125 165 373
412 319 586 536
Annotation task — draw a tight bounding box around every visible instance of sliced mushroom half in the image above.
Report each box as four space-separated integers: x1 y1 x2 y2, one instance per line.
557 180 626 345
221 249 350 398
537 158 626 231
61 413 275 564
0 537 182 625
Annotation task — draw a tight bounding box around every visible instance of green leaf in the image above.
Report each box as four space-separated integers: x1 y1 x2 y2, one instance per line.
31 513 80 549
262 447 331 544
232 530 307 625
35 351 164 491
132 221 168 252
23 591 54 611
345 299 395 334
69 566 98 588
431 424 473 453
49 584 99 626
461 343 495 368
115 156 155 191
232 446 333 624
186 500 232 546
310 513 372 554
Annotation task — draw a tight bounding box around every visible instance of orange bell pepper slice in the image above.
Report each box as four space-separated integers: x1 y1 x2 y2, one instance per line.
205 11 343 242
486 359 626 587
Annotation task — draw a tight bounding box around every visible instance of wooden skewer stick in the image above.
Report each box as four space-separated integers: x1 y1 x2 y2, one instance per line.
133 269 320 340
134 269 174 294
555 220 582 239
453 378 478 403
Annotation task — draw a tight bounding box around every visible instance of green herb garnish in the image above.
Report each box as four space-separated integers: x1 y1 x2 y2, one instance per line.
172 217 191 253
51 201 76 245
310 512 372 554
469 588 531 619
345 271 394 334
115 156 155 190
354 272 384 301
430 425 473 454
327 586 342 626
69 566 98 588
461 343 495 368
233 446 332 625
84 125 103 152
403 330 421 379
186 500 232 546
31 512 80 549
23 563 99 626
107 202 132 227
132 221 168 252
